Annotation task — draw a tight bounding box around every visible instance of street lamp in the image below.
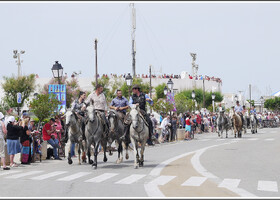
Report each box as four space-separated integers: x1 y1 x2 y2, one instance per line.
260 96 264 113
167 78 174 92
164 86 168 95
125 73 133 98
192 90 195 112
212 93 216 113
13 50 25 77
51 61 63 84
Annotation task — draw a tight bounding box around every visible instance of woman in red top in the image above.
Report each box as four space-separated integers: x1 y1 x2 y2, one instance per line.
185 114 192 140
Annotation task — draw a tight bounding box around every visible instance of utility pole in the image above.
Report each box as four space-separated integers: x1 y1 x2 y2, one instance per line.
203 77 205 108
249 84 252 109
95 38 98 87
149 65 152 98
131 3 136 77
13 50 25 78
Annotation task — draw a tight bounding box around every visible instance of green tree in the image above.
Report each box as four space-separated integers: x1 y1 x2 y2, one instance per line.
264 97 280 111
28 93 61 130
0 100 10 115
152 98 174 116
1 74 36 111
154 83 166 100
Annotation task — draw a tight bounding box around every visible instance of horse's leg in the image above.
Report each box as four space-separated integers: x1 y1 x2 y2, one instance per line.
87 142 93 164
102 140 108 162
124 141 129 160
139 141 145 167
116 141 123 164
92 142 99 169
68 141 73 165
78 142 81 165
130 138 138 169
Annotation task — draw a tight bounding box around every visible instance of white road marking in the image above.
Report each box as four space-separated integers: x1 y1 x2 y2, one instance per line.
115 174 146 184
6 171 43 179
247 138 259 141
57 172 91 181
218 179 241 188
0 170 22 176
30 171 67 180
144 175 176 197
264 138 275 141
258 181 278 192
200 139 210 142
85 173 118 183
181 176 207 186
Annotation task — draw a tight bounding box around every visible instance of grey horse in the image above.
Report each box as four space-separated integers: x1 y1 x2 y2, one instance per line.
85 105 108 169
216 111 230 138
65 109 87 165
107 110 130 164
250 114 258 134
129 104 149 169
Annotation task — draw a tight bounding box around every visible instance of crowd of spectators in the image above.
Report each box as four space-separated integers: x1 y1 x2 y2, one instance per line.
98 73 222 84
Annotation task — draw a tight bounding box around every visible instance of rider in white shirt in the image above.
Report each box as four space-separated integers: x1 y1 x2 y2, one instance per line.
234 101 244 125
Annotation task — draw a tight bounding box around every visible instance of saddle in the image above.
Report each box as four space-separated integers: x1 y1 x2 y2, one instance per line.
95 111 108 132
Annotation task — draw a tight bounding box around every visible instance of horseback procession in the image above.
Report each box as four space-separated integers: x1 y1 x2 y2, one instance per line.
64 84 156 169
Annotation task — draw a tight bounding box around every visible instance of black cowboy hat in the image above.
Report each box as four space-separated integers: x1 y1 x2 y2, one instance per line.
132 84 140 90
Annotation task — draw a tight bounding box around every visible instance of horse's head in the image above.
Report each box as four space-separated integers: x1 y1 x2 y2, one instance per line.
130 104 140 129
108 110 117 133
86 105 95 123
65 109 75 127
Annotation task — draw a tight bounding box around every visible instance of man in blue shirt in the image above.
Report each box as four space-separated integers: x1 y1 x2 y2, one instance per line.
234 101 244 126
250 105 258 125
109 90 129 115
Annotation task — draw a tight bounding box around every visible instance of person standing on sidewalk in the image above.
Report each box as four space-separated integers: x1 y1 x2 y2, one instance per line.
6 116 21 167
0 112 10 170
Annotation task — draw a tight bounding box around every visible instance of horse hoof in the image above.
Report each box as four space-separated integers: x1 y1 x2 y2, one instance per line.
68 160 73 165
125 155 129 160
134 165 138 169
92 165 97 170
109 152 113 156
103 157 108 162
89 160 93 164
116 159 121 164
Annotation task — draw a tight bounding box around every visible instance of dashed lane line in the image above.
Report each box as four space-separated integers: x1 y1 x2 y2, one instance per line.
5 171 43 179
218 179 241 188
84 173 118 183
114 174 146 184
30 171 68 180
56 172 92 181
258 181 278 192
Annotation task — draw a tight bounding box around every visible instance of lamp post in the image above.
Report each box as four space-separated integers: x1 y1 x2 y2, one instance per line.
13 50 25 78
166 79 174 115
51 61 63 84
125 73 133 98
192 90 195 112
260 96 264 113
164 86 167 95
234 95 238 103
212 93 216 113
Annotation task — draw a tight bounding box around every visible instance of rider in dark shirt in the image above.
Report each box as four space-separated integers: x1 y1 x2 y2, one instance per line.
71 91 86 139
120 84 156 145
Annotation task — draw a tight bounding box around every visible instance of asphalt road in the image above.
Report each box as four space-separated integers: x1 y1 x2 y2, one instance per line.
1 127 279 198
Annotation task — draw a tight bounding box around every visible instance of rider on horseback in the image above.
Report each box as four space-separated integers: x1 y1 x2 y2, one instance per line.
71 91 86 139
234 101 244 126
120 84 156 145
83 84 110 133
109 89 129 121
250 105 259 125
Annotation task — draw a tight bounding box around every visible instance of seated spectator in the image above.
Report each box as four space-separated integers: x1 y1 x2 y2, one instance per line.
42 118 62 160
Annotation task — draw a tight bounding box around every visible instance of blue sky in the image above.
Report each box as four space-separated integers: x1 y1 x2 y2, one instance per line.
0 1 279 100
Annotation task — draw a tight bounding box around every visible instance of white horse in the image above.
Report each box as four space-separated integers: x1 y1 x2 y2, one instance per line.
250 114 258 134
129 104 149 169
107 110 130 164
85 105 108 169
65 109 87 165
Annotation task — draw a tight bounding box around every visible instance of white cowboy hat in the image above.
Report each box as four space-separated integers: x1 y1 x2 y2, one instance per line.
8 116 15 123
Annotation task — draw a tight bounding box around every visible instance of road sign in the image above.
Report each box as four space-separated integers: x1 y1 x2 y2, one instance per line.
17 92 22 104
48 84 66 114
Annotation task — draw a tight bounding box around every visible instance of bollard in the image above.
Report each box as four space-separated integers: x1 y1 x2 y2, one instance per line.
41 141 47 160
177 129 185 141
